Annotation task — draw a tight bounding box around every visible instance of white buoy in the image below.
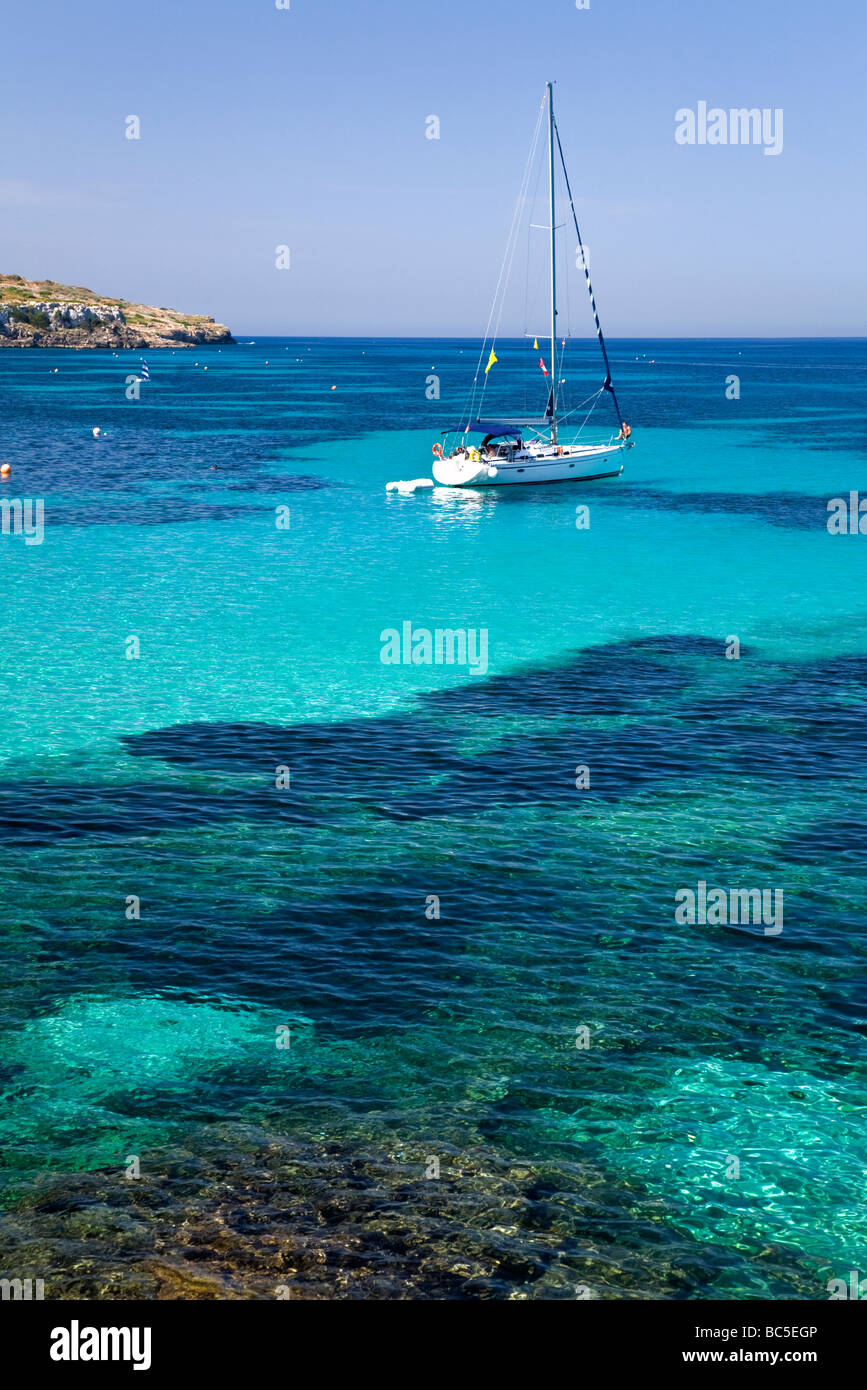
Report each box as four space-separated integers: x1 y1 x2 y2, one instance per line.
92 427 101 439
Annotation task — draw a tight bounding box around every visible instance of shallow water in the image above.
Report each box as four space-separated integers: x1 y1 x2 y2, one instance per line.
1 337 865 1298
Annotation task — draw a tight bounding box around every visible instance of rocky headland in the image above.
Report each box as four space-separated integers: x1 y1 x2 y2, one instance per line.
0 273 234 348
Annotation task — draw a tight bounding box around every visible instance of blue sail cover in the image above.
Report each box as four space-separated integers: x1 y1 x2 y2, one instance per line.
442 419 525 437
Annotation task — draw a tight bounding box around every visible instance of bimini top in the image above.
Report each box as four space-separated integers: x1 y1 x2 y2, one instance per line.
442 419 527 438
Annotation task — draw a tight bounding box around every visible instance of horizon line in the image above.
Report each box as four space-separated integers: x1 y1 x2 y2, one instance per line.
226 333 867 342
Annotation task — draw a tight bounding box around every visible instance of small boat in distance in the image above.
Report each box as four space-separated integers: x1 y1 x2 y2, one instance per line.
432 83 633 488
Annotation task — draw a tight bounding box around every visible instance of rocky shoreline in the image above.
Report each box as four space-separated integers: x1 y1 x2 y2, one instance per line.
0 275 233 348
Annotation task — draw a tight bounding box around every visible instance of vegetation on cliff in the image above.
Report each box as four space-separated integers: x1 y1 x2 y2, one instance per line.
0 274 234 347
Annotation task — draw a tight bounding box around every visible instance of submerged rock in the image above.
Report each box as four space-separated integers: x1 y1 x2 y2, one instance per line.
0 1124 774 1300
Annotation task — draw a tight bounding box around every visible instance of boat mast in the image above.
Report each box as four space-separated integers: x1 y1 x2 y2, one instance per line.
547 80 557 445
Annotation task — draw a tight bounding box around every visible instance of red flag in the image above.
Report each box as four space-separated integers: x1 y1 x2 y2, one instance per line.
539 356 549 376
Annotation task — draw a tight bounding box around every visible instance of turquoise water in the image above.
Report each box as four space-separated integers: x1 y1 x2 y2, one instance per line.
1 337 865 1299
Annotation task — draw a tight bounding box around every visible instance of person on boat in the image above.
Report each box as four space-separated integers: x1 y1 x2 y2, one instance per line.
618 422 632 441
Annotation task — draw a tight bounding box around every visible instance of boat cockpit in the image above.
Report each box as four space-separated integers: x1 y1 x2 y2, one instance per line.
446 432 527 463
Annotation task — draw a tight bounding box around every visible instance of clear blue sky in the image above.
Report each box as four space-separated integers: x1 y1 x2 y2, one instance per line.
3 0 864 335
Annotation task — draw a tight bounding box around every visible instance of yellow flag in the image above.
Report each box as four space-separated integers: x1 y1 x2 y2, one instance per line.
485 349 498 374
533 338 539 350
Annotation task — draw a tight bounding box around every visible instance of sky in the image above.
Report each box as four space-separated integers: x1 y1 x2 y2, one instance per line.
2 0 865 336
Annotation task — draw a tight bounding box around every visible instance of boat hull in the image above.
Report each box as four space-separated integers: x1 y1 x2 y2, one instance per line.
432 443 627 487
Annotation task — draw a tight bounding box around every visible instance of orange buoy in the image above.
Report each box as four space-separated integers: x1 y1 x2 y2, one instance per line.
0 462 11 477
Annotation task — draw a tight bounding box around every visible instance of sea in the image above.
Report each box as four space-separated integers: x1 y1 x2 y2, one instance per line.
0 336 865 1300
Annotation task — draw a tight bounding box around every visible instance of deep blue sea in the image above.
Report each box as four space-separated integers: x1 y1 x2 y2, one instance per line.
1 337 865 1299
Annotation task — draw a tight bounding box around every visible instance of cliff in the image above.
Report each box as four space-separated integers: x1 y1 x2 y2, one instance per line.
0 274 234 348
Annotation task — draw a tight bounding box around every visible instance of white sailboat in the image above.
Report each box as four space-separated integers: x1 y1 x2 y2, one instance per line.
432 83 633 488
